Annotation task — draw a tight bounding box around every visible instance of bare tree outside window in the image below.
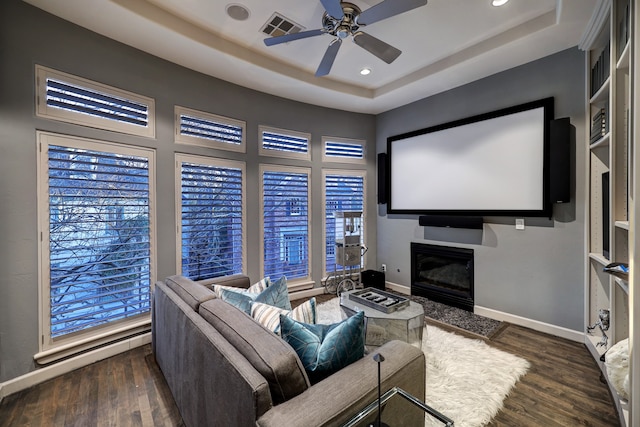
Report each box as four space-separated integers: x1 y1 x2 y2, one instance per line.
47 145 151 338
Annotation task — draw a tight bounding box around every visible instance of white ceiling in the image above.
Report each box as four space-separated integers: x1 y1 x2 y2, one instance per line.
24 0 597 114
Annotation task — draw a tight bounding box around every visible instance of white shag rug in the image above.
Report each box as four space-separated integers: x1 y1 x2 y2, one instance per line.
317 298 530 427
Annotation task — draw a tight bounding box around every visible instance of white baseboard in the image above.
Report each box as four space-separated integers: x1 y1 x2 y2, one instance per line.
474 306 584 342
385 282 410 295
382 281 584 342
0 333 151 403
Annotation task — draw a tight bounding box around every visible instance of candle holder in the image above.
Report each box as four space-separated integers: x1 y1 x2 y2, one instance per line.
370 353 390 427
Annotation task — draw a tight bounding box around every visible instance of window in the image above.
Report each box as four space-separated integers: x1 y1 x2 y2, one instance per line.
323 171 365 274
36 65 155 138
261 165 311 282
177 154 246 280
175 106 246 152
37 132 155 358
259 126 311 161
322 137 366 164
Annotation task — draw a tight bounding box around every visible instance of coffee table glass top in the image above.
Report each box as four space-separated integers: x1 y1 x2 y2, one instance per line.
341 387 454 427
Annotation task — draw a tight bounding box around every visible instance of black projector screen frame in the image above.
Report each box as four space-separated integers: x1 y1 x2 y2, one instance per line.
387 97 554 217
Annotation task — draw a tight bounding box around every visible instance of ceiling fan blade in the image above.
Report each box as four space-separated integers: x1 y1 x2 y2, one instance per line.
320 0 344 19
264 28 325 46
357 0 427 26
353 31 401 64
315 38 342 77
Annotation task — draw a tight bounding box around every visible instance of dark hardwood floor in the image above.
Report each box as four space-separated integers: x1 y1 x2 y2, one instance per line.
0 346 183 427
437 321 619 426
0 295 620 426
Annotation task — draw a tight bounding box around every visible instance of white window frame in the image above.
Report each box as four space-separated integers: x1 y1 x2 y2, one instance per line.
322 169 367 277
259 164 313 286
259 125 312 161
322 136 366 164
35 131 157 364
174 106 246 153
35 65 156 138
175 154 247 277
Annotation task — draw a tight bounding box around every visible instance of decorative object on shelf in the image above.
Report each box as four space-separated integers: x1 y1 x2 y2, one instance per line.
603 262 629 280
590 41 610 97
371 353 389 427
325 211 366 296
617 0 630 57
348 288 409 313
587 308 610 347
590 104 608 143
604 338 630 400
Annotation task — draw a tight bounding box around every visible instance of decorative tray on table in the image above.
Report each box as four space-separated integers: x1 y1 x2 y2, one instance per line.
348 288 409 313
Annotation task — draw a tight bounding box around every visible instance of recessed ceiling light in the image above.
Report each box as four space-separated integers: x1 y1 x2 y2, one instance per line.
360 67 371 76
492 0 509 6
226 4 250 21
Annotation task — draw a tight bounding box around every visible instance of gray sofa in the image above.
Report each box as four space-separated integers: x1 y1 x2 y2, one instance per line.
152 274 426 427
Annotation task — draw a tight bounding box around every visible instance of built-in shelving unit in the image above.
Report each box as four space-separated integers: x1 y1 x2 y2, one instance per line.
580 1 635 425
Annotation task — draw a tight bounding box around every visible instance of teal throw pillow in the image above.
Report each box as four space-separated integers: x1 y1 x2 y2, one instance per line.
219 275 291 314
280 311 365 384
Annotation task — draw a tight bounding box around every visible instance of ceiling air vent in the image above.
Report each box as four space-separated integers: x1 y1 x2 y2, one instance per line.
261 13 304 37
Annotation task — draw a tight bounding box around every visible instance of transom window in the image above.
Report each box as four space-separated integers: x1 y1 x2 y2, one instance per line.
259 126 311 161
322 137 366 164
35 65 155 138
175 106 246 152
177 154 246 280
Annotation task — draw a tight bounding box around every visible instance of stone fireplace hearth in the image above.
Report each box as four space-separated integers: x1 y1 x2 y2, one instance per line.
411 242 474 312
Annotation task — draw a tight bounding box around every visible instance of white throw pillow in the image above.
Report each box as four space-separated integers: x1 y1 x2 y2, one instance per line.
252 298 316 335
212 276 270 298
605 338 630 400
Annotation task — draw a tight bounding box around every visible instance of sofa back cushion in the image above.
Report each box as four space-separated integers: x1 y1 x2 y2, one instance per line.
199 299 310 404
164 275 216 311
199 273 251 290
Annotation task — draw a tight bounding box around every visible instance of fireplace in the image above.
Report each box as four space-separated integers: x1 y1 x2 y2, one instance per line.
411 243 474 312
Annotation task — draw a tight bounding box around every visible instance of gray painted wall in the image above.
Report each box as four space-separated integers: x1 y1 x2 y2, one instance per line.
0 0 587 385
0 0 376 382
376 47 586 332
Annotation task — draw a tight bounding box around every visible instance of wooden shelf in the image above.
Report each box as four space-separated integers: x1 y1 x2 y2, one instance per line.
614 277 629 294
617 42 630 69
589 252 611 266
615 220 630 230
590 77 610 104
590 132 611 149
585 333 608 358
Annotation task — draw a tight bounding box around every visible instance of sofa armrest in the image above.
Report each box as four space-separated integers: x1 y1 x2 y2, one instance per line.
256 340 426 427
198 274 251 289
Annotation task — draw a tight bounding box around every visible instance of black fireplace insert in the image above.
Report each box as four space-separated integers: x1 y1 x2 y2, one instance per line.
411 242 474 311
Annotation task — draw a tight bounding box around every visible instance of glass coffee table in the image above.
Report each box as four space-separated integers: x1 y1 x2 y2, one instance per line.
341 386 454 427
340 290 425 351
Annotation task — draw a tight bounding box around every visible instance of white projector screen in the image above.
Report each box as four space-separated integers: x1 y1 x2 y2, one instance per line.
387 98 553 216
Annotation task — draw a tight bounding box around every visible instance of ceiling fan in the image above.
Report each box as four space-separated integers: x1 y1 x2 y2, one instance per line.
263 0 428 77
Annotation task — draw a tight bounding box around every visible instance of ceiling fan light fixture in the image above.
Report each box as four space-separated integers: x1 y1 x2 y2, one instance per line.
226 4 250 21
360 67 371 75
491 0 509 6
264 0 428 76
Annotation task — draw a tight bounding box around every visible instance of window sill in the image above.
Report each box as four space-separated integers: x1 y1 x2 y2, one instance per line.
35 318 150 366
287 279 315 293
